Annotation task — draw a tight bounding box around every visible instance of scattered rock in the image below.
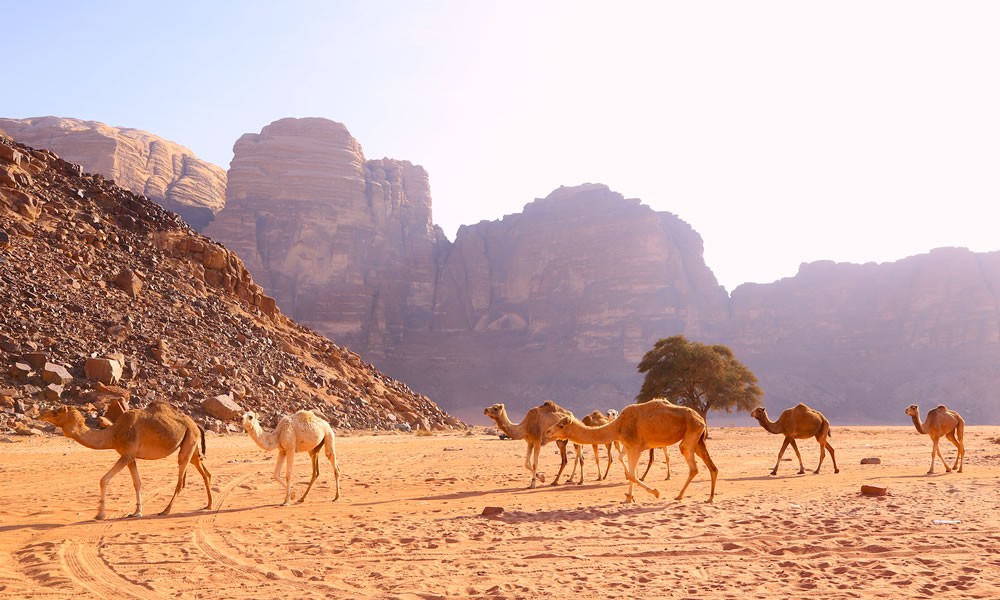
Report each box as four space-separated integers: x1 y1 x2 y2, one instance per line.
203 394 243 421
861 485 888 496
860 457 881 465
113 268 143 298
41 362 73 385
480 506 504 517
84 357 123 385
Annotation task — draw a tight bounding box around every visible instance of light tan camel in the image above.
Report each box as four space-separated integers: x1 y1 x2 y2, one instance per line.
484 401 582 488
905 404 965 474
578 410 619 481
545 399 718 503
750 404 839 475
39 402 212 520
242 410 341 505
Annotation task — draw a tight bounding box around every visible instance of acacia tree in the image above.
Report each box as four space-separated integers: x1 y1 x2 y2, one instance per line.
636 335 762 421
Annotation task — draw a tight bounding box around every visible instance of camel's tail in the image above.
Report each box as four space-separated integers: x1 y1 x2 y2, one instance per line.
198 425 207 457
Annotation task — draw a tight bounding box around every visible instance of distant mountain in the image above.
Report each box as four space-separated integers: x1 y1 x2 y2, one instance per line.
6 115 1000 425
0 117 225 229
0 133 462 435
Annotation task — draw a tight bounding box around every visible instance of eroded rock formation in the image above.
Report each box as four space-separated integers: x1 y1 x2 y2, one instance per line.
0 133 462 435
0 117 226 230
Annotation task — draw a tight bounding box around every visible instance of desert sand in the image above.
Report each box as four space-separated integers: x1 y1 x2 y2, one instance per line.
1 423 998 599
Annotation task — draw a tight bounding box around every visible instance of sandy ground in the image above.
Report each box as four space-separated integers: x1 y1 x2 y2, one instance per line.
1 424 998 599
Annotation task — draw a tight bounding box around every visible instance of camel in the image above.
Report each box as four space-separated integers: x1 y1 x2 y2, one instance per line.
905 404 965 474
578 410 619 481
39 402 212 520
750 404 839 475
483 401 582 488
639 447 672 481
242 410 341 505
545 399 718 503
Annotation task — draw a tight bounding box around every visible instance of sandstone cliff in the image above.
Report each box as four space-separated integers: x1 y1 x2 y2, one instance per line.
0 117 226 230
727 248 1000 423
0 134 462 434
204 117 446 356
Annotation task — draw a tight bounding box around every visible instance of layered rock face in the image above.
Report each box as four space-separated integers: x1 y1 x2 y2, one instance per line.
204 118 445 356
208 120 730 419
727 247 1000 423
0 134 462 434
396 184 730 417
0 117 226 229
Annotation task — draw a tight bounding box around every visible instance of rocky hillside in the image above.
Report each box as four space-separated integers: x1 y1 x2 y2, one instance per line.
0 117 225 230
0 134 463 436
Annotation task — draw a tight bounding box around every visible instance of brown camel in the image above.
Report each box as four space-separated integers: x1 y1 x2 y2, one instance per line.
545 399 718 503
750 404 838 475
905 404 965 474
39 402 212 520
639 447 671 481
484 401 582 488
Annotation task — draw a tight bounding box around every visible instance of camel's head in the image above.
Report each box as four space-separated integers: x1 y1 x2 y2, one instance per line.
607 409 619 420
750 406 766 420
545 416 573 441
38 404 80 427
241 411 259 430
483 404 505 421
904 404 919 417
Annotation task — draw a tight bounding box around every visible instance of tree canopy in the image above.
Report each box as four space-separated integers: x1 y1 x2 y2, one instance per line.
636 335 762 420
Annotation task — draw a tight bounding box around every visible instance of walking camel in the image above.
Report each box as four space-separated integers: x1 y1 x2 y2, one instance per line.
39 402 212 520
750 404 838 475
577 410 619 481
905 404 965 474
545 399 718 503
242 410 341 505
484 401 581 488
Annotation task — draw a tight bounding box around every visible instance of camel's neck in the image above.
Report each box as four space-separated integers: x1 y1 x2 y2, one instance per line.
490 410 528 440
563 419 620 445
909 414 927 435
754 413 782 435
59 420 115 450
245 421 280 451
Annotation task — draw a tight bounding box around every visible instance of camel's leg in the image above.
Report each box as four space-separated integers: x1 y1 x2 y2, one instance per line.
931 436 950 473
323 433 341 501
788 438 806 474
550 440 570 486
591 443 601 480
273 449 287 487
527 442 542 488
189 451 213 510
297 450 321 504
281 449 295 505
126 459 142 518
945 431 963 472
692 437 718 503
662 447 671 481
97 455 133 520
639 448 655 481
573 444 585 485
601 443 613 480
674 441 701 501
620 446 660 501
817 436 838 474
161 439 198 516
771 438 792 475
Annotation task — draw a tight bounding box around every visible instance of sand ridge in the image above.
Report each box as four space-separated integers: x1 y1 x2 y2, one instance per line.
1 426 998 599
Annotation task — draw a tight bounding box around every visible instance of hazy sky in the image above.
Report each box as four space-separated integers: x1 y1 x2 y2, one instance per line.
6 1 1000 292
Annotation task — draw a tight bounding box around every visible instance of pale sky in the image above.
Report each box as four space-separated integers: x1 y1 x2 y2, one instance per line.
6 1 1000 292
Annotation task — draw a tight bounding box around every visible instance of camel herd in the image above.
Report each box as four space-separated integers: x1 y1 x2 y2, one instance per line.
37 398 966 520
484 400 966 504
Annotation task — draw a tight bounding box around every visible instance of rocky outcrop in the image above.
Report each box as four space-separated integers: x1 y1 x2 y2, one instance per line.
206 120 729 419
391 184 730 417
0 117 226 230
0 133 463 435
204 117 446 356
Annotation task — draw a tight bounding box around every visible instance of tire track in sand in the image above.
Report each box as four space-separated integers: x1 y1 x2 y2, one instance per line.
59 525 167 600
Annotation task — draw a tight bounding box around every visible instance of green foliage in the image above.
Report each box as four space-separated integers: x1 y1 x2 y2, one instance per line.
636 335 762 421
